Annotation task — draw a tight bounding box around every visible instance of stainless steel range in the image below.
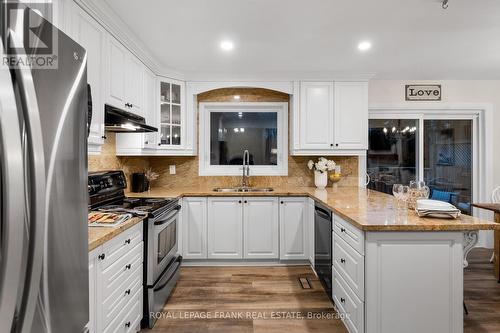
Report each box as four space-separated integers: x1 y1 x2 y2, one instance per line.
88 171 182 329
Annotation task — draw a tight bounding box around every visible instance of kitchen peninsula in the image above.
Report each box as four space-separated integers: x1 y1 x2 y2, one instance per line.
127 185 499 333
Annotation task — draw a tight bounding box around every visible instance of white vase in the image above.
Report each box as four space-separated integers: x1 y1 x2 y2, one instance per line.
314 171 328 189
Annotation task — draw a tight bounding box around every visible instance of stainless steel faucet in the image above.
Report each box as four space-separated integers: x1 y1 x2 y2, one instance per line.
241 150 250 188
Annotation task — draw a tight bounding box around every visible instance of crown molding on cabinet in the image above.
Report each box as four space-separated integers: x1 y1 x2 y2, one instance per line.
73 0 185 80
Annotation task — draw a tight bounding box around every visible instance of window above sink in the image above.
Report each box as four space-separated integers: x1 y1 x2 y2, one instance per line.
199 102 288 176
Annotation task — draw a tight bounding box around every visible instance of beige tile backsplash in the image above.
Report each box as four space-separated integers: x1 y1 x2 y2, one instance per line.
89 88 359 189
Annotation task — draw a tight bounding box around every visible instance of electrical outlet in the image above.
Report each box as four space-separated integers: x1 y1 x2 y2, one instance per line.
169 165 176 175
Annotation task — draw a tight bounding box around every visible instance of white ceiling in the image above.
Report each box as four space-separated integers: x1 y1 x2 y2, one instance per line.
103 0 500 80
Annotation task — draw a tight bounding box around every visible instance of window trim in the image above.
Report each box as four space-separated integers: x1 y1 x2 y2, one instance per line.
198 102 288 176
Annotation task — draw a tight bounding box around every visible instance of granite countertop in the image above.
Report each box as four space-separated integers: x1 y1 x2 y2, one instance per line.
88 216 146 252
127 186 500 232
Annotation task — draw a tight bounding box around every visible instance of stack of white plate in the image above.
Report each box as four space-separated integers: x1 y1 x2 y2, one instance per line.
415 199 461 219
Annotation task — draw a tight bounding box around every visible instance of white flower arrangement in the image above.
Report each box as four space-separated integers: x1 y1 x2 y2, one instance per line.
307 157 336 174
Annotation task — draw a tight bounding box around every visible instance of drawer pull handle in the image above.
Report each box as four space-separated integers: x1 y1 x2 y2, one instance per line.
125 264 132 270
340 258 346 264
340 297 345 303
125 238 131 244
340 227 346 233
125 289 131 295
125 321 131 328
98 253 105 260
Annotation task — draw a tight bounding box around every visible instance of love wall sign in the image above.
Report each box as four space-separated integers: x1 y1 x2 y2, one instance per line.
405 85 441 101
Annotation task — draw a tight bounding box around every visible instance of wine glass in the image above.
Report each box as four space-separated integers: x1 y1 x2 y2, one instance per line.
392 184 403 209
400 186 410 210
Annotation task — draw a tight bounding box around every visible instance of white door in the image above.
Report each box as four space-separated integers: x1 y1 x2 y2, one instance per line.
71 5 106 148
334 82 368 149
299 82 334 150
279 197 308 260
182 197 207 259
243 197 279 259
207 197 243 259
107 37 127 109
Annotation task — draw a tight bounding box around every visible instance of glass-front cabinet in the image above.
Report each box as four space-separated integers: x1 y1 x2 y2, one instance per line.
158 79 183 148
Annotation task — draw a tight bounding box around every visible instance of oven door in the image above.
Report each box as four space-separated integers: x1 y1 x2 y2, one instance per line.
148 205 181 285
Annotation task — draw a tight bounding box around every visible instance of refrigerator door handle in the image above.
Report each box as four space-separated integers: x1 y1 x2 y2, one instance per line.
0 38 26 332
8 28 48 333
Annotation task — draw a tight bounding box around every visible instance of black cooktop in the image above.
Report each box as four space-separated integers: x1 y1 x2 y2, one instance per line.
99 197 177 215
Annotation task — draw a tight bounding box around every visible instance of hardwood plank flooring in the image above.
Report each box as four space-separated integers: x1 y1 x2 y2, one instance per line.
464 248 500 333
144 266 348 333
143 249 500 333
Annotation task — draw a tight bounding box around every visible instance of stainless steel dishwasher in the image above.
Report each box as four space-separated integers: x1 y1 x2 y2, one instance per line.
314 202 333 302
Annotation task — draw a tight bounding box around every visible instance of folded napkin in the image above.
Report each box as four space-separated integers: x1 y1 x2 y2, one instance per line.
415 199 461 219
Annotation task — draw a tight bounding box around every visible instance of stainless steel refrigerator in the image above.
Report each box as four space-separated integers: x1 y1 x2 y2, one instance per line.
0 2 89 332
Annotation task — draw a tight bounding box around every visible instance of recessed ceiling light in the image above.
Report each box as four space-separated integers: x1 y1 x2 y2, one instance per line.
358 41 372 52
220 40 234 51
233 95 240 100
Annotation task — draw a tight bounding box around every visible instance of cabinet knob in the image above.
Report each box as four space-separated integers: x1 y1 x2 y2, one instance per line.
125 289 131 295
340 297 345 303
340 227 346 233
125 322 131 328
335 143 339 147
158 143 162 146
340 258 346 264
101 135 107 139
98 253 105 260
238 200 242 204
125 264 132 270
244 200 248 204
280 201 284 204
125 239 131 245
330 143 334 147
145 141 149 145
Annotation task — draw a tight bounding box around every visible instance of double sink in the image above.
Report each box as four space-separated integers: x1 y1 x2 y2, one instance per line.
213 187 274 193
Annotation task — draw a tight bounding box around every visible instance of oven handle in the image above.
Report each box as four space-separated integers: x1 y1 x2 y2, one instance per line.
153 205 181 225
153 256 182 292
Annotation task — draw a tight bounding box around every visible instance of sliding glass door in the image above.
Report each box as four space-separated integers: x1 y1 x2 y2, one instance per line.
368 113 476 214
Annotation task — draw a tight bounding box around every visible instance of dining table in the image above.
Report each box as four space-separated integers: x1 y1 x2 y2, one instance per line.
472 202 500 282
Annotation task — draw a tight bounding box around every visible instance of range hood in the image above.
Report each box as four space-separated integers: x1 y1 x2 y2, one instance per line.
104 104 158 133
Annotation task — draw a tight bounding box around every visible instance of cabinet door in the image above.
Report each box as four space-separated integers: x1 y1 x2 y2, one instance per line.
158 78 185 149
243 197 279 259
182 197 207 259
334 82 368 150
72 5 106 149
88 248 100 333
143 69 158 148
125 55 144 115
107 37 126 109
279 197 308 260
307 198 315 266
299 82 334 150
207 197 243 259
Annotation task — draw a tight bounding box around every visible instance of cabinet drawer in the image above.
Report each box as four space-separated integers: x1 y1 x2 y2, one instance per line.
332 267 364 333
333 215 364 255
102 223 143 270
102 263 142 329
103 287 143 333
101 241 143 302
333 233 365 301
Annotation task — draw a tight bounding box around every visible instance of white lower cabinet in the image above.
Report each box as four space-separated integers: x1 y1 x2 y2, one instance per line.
182 197 208 259
279 197 308 260
207 197 243 259
182 196 303 261
243 197 279 259
89 223 143 333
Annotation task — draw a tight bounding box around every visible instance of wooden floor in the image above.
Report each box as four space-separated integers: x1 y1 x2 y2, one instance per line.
464 248 500 333
143 248 500 333
144 265 347 333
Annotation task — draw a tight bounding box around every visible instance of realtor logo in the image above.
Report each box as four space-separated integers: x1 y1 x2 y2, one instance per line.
3 0 58 69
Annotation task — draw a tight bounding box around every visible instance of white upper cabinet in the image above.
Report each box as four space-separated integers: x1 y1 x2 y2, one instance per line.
143 68 159 148
106 36 144 114
70 3 106 153
243 197 279 259
207 197 243 259
299 82 335 150
157 78 184 150
292 80 369 155
334 82 368 150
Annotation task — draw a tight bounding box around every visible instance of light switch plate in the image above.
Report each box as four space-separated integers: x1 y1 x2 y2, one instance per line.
169 165 176 175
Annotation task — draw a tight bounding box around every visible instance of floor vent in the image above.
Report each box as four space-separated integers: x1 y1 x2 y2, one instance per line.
299 277 312 289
